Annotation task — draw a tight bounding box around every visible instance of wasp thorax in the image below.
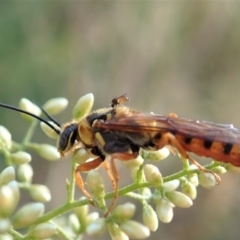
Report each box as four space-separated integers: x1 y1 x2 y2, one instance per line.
58 123 78 156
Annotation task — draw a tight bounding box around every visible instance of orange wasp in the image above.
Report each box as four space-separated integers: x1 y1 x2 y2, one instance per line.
1 94 240 216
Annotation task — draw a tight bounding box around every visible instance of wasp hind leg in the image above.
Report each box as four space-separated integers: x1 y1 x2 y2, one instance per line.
155 132 221 184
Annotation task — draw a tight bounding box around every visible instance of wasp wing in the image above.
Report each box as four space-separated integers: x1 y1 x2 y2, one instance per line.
96 112 240 144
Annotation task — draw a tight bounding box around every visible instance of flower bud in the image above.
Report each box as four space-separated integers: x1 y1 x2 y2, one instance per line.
187 173 199 187
85 212 100 225
12 203 44 229
28 222 56 239
40 121 60 139
19 98 41 121
141 148 170 161
37 144 60 161
69 214 80 233
212 166 227 174
86 218 106 236
0 126 11 150
42 98 68 115
156 199 173 223
0 185 17 217
142 187 152 199
166 191 193 208
7 181 20 209
74 197 89 220
17 163 33 183
199 172 216 189
11 151 31 165
181 180 197 200
72 148 90 164
108 222 129 240
0 234 13 240
144 164 163 186
86 170 105 198
0 218 11 234
112 203 136 221
120 220 150 239
121 156 144 169
0 166 15 186
73 93 94 119
142 204 158 232
29 184 51 202
163 179 180 192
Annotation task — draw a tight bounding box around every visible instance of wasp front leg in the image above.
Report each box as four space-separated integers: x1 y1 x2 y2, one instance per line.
74 157 103 204
154 132 221 184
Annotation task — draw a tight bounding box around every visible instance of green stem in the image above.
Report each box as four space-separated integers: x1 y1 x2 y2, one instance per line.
22 119 38 146
67 161 76 203
32 162 218 225
8 228 24 240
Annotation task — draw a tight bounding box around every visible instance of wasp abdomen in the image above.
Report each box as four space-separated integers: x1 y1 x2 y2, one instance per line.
176 134 240 166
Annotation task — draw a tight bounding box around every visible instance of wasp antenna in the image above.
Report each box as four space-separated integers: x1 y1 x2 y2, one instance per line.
38 106 61 127
0 103 61 135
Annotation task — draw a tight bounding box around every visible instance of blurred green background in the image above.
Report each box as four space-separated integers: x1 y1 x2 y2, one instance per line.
1 1 240 240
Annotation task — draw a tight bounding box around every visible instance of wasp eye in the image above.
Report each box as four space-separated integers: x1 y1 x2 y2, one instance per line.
58 124 78 154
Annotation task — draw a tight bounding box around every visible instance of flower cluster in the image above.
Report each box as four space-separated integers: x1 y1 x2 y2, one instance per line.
0 93 229 239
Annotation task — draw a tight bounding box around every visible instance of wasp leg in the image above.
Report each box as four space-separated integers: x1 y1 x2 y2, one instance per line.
103 152 139 217
155 132 221 184
75 157 103 204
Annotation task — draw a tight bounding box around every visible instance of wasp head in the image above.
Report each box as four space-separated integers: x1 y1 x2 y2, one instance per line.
58 122 79 157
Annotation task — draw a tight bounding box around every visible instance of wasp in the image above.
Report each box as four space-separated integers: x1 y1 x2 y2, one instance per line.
1 94 240 216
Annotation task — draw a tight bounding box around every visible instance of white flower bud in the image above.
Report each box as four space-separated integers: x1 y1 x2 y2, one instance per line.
19 98 41 121
187 173 199 187
11 151 31 165
120 220 150 239
212 166 227 174
0 166 15 186
12 203 44 229
29 184 51 202
28 222 56 239
42 98 68 115
0 126 11 150
142 204 158 232
121 156 144 169
181 180 197 200
142 187 152 199
163 179 180 192
0 218 11 234
141 148 170 161
72 148 90 164
73 93 94 119
7 181 20 210
199 172 216 189
166 191 193 208
112 203 136 221
85 212 100 225
86 218 106 236
17 163 33 183
40 121 60 139
86 170 105 198
156 199 173 223
0 185 17 217
37 144 61 161
0 234 13 240
108 222 129 240
69 214 80 233
74 197 89 220
144 164 163 186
